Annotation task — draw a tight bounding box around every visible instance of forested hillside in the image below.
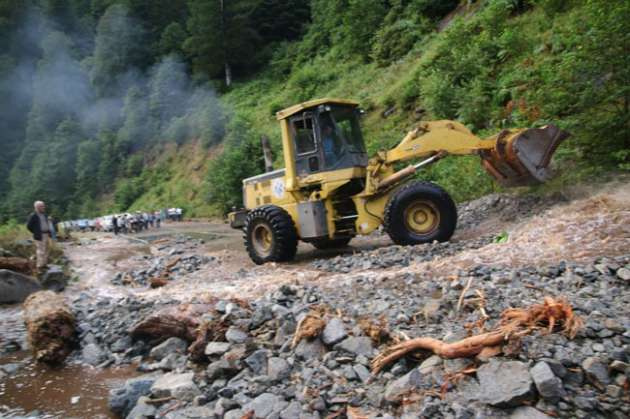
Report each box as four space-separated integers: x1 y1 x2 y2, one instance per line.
1 0 628 222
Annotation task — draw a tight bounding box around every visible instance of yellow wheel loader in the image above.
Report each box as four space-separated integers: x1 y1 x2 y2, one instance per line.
228 98 568 265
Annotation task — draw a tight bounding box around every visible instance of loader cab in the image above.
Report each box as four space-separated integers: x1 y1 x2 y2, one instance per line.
288 103 368 176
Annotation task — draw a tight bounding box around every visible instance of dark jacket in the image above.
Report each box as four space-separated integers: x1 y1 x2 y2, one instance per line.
26 212 48 241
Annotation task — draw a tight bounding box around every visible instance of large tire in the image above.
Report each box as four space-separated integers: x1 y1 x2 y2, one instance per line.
384 181 457 246
244 205 298 265
310 237 352 250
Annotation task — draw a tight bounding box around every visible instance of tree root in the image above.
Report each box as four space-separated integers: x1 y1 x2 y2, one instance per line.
372 296 582 374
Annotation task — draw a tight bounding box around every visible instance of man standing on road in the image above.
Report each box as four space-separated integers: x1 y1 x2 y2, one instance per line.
26 200 51 272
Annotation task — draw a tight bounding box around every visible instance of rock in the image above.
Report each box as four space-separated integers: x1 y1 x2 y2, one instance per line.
126 396 156 419
616 267 630 280
163 406 215 419
40 265 67 292
509 406 552 419
206 359 241 381
151 372 201 401
0 269 42 303
280 401 303 419
242 392 288 418
204 341 231 356
111 336 132 353
82 343 106 366
582 356 611 386
335 336 373 357
225 327 249 344
268 357 290 381
294 338 327 360
245 349 268 375
385 368 423 402
224 409 245 419
353 364 371 383
322 318 347 346
150 337 188 361
477 360 534 407
530 362 565 401
108 374 157 417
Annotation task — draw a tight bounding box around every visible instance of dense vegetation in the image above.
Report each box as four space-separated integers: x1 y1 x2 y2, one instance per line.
0 0 628 221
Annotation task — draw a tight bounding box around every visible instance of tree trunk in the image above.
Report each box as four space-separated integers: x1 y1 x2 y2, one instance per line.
225 62 232 87
23 291 76 363
261 135 274 172
0 256 33 275
129 303 214 342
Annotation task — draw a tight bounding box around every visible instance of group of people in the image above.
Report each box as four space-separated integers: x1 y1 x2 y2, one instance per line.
26 201 186 270
112 211 162 234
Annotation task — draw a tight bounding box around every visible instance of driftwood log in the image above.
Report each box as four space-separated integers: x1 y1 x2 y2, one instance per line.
0 256 33 275
372 296 583 373
23 291 77 363
129 303 214 342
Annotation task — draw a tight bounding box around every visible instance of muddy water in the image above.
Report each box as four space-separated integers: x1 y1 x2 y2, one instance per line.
0 352 136 418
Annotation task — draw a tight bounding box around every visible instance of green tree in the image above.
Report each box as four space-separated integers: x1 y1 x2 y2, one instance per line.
90 4 148 95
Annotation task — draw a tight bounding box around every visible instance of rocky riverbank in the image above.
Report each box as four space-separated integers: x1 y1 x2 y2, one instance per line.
61 253 627 419
1 187 628 419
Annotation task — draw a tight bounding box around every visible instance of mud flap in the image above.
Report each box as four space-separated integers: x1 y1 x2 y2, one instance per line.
481 125 570 187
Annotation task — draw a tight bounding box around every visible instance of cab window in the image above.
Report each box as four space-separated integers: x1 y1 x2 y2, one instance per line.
292 114 317 155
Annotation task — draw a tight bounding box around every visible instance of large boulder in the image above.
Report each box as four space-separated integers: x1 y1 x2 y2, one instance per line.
151 372 201 401
477 360 534 407
108 374 158 417
0 269 41 304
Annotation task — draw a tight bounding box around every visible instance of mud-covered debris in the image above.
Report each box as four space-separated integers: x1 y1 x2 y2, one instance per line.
372 296 583 373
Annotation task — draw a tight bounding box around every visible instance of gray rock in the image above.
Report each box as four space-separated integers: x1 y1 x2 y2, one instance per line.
582 356 611 386
204 341 231 356
477 360 534 407
206 359 241 381
242 392 288 418
108 374 157 417
245 349 268 375
353 364 370 383
335 336 373 357
321 318 347 346
163 406 215 419
530 362 565 401
40 265 67 292
111 336 132 353
280 401 303 419
126 396 156 419
225 327 249 344
150 337 188 361
151 372 201 401
294 338 327 360
385 368 423 402
509 406 552 419
0 269 42 304
616 267 630 280
82 343 106 366
268 357 290 381
224 409 245 419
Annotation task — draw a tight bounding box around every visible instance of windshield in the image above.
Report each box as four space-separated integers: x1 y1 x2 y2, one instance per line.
319 107 365 153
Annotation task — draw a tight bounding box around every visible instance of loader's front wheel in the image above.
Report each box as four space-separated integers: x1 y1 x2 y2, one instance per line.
384 181 457 246
244 205 298 265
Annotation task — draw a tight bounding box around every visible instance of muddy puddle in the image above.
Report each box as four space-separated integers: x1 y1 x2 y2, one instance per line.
0 351 137 419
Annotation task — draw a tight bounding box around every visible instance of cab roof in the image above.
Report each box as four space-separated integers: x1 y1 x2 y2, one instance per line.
275 98 359 120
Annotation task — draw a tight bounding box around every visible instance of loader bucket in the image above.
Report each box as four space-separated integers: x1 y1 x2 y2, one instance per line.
481 125 569 187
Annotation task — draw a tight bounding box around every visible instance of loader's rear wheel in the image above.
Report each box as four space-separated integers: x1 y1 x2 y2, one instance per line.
384 181 457 246
310 237 352 250
244 205 298 265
